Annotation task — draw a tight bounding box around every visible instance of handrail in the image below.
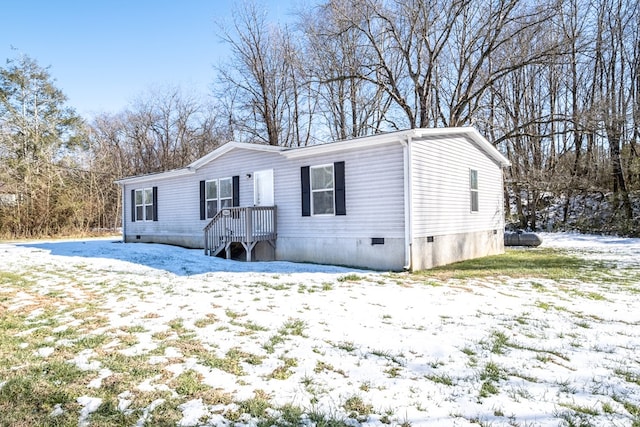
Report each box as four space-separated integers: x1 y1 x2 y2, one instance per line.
204 206 277 257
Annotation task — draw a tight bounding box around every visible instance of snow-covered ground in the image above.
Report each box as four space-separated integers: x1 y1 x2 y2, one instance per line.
0 233 639 426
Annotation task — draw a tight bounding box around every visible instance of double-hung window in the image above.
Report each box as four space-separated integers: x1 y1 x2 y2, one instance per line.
135 188 154 221
205 177 233 219
301 162 345 217
311 164 335 215
470 169 479 212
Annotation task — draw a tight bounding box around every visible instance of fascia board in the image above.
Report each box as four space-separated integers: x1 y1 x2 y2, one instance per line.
114 168 193 185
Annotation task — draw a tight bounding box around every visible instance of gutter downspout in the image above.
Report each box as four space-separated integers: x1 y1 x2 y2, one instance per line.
402 136 413 270
120 184 126 243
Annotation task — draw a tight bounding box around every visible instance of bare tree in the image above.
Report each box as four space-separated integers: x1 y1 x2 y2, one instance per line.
91 86 225 176
300 1 391 140
592 0 635 220
216 2 307 146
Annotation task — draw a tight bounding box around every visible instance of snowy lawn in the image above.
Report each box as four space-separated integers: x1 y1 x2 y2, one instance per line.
0 233 639 426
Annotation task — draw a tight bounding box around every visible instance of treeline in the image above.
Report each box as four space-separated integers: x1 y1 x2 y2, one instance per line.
1 0 638 238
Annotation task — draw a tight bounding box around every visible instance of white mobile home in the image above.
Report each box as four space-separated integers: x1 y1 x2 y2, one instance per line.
115 127 510 271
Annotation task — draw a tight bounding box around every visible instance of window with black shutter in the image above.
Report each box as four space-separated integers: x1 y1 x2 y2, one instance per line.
200 176 238 219
301 162 345 216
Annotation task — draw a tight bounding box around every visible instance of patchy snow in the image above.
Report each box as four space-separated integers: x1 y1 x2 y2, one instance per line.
36 347 55 358
136 398 166 427
70 349 101 371
0 235 639 426
178 399 208 426
540 231 640 268
77 396 102 427
50 403 64 417
118 391 133 412
88 368 113 388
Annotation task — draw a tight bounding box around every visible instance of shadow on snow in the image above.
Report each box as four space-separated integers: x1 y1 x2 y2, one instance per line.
17 239 367 277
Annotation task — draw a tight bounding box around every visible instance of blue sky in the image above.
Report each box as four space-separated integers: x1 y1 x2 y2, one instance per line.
1 1 295 117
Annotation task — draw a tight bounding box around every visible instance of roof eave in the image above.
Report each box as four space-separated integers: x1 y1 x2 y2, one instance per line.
187 141 285 170
114 168 193 185
281 131 412 159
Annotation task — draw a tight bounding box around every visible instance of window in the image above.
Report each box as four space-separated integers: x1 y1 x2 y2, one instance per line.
132 187 157 221
204 177 233 219
301 162 345 217
470 169 479 212
311 164 335 215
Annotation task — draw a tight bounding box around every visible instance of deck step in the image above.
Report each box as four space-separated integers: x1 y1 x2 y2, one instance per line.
203 206 277 261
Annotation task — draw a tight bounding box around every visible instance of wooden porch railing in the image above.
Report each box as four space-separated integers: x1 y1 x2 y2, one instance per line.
203 206 277 261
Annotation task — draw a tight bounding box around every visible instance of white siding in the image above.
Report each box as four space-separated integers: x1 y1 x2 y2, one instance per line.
194 149 287 208
276 144 406 239
120 130 506 270
123 149 286 242
123 144 407 239
123 174 199 239
411 135 504 237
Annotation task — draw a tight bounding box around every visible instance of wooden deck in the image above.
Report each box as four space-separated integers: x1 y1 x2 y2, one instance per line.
203 206 277 261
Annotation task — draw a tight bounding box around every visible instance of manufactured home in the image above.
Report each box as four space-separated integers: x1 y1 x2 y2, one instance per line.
115 127 510 271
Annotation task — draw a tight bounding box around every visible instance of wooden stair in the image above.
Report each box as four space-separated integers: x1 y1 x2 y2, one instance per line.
204 206 277 261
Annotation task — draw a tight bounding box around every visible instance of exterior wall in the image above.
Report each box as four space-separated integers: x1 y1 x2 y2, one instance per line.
120 130 507 271
122 144 408 270
409 134 505 269
123 149 286 247
277 237 405 271
411 229 503 270
275 144 407 270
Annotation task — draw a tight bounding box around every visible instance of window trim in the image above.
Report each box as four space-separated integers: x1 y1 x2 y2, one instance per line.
470 169 479 213
204 177 233 219
134 187 155 221
310 163 335 216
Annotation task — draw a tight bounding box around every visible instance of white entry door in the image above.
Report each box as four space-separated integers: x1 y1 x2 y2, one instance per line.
254 169 274 206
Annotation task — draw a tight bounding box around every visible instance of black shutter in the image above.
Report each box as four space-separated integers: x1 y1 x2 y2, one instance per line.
152 186 158 221
301 166 310 216
334 161 346 215
131 189 136 222
232 175 240 207
199 180 206 220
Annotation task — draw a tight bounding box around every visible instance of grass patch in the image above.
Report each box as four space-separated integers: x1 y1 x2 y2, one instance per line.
202 347 263 376
478 361 505 399
371 349 405 366
334 340 357 352
314 360 348 377
0 271 32 287
237 319 269 332
193 313 218 328
343 395 373 422
0 362 89 425
337 274 365 282
268 357 298 380
487 330 510 354
426 373 454 386
170 369 209 396
615 368 640 386
278 318 307 336
414 248 602 280
238 390 271 418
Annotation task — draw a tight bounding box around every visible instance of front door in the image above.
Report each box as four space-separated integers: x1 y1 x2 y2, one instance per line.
254 169 274 206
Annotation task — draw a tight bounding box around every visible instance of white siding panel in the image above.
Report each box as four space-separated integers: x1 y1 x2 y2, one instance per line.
194 149 287 209
122 143 407 249
123 149 287 240
277 144 406 239
411 135 504 237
